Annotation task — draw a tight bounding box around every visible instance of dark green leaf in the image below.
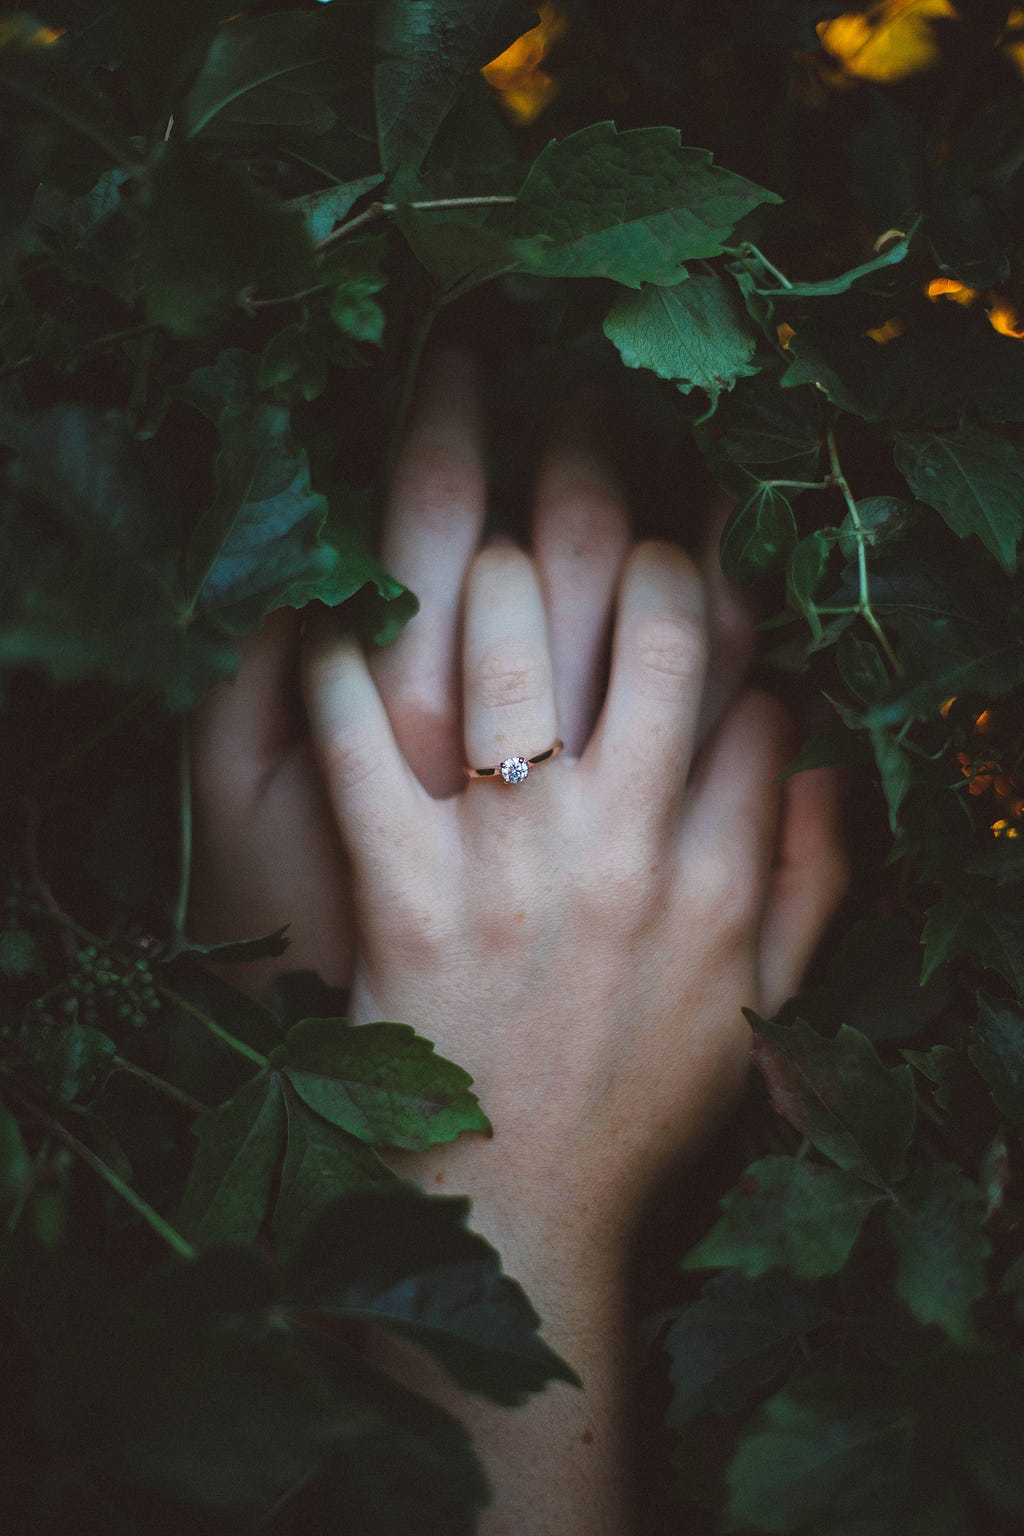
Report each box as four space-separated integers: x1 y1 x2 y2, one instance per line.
0 23 136 171
895 426 1024 574
870 727 911 832
969 991 1024 1126
282 1017 490 1151
0 1105 30 1201
787 531 831 622
140 146 314 339
23 1018 116 1104
749 1017 916 1186
752 230 913 297
684 1156 883 1280
289 173 385 241
177 927 291 966
274 1085 394 1260
374 0 532 173
922 890 1024 995
885 1163 990 1346
0 928 45 977
179 1073 284 1246
665 1271 829 1429
183 12 348 143
603 273 758 403
720 483 797 584
289 1185 579 1404
795 916 949 1043
509 122 781 286
725 1378 915 1536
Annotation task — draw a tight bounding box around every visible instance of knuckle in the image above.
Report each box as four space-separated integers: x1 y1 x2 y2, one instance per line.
632 616 708 702
474 643 550 712
688 850 759 941
400 452 483 529
318 728 378 793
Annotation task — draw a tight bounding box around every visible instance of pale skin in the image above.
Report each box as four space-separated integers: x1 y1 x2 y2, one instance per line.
191 350 848 1534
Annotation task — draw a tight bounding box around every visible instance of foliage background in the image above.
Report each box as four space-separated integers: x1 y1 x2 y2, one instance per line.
3 0 1024 1530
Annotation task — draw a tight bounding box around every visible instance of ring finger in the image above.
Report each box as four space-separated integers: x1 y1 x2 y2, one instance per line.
462 546 560 793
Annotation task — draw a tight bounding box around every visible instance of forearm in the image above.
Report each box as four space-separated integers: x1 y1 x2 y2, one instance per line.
373 1140 638 1535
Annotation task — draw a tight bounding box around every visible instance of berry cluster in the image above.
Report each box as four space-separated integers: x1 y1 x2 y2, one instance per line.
67 947 161 1031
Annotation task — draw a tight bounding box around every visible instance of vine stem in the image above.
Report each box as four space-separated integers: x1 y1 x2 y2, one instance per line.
111 1057 207 1116
825 422 902 674
727 241 793 289
0 322 165 382
314 194 517 255
173 718 193 940
13 1094 196 1262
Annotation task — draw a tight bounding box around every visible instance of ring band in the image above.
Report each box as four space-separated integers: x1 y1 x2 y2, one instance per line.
465 740 564 786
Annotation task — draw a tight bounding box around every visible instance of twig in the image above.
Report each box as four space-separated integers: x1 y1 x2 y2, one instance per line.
0 322 165 383
112 1056 207 1116
825 422 902 674
14 1094 196 1261
314 194 517 255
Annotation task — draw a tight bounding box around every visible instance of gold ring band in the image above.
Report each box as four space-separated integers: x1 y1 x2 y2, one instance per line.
465 740 564 785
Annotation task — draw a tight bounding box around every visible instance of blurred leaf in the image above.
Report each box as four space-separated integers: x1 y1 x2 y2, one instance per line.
374 0 532 172
289 1185 579 1404
894 426 1024 573
969 991 1024 1126
183 11 350 143
684 1156 883 1280
282 1017 490 1151
750 1017 916 1186
0 1105 30 1201
665 1271 829 1429
886 1163 990 1346
289 173 385 242
922 889 1024 995
0 929 45 977
510 122 781 286
23 1018 116 1104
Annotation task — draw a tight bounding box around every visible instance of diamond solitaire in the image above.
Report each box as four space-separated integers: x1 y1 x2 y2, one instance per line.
500 756 530 785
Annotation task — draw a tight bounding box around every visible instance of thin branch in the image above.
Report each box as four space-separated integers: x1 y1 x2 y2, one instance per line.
314 194 517 254
0 322 165 383
14 1095 196 1261
825 422 903 674
112 1056 207 1116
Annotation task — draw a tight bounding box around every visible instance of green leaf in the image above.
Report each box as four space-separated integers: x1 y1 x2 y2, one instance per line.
885 1163 990 1346
725 1379 915 1536
177 928 291 966
179 1073 285 1246
0 405 234 708
894 426 1024 575
23 1018 116 1104
665 1271 829 1429
0 1105 30 1202
288 1185 579 1404
796 916 950 1043
0 928 45 977
921 890 1024 995
752 231 914 298
870 727 912 832
374 0 532 173
684 1156 883 1280
969 991 1024 1126
282 1017 490 1151
326 235 387 345
603 273 758 406
786 530 831 628
510 122 781 287
289 174 385 242
720 483 797 584
0 23 136 172
139 146 315 339
749 1017 916 1187
274 1085 394 1260
183 12 349 143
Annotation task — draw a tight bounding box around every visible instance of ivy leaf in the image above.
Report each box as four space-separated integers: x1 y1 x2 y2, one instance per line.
921 889 1024 995
274 1085 394 1261
374 0 532 173
23 1017 116 1104
182 11 350 143
684 1156 883 1280
176 928 291 966
139 146 314 339
179 1073 286 1247
885 1163 990 1346
665 1271 829 1429
969 991 1024 1126
894 426 1024 575
0 929 45 977
289 173 385 242
0 22 137 173
509 122 781 287
281 1017 490 1151
719 483 797 584
870 726 912 832
749 1017 916 1187
288 1185 579 1404
725 1379 917 1536
603 274 758 406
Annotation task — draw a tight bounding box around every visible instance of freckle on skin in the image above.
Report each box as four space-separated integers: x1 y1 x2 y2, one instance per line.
434 1171 445 1184
581 1428 594 1445
513 911 526 921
